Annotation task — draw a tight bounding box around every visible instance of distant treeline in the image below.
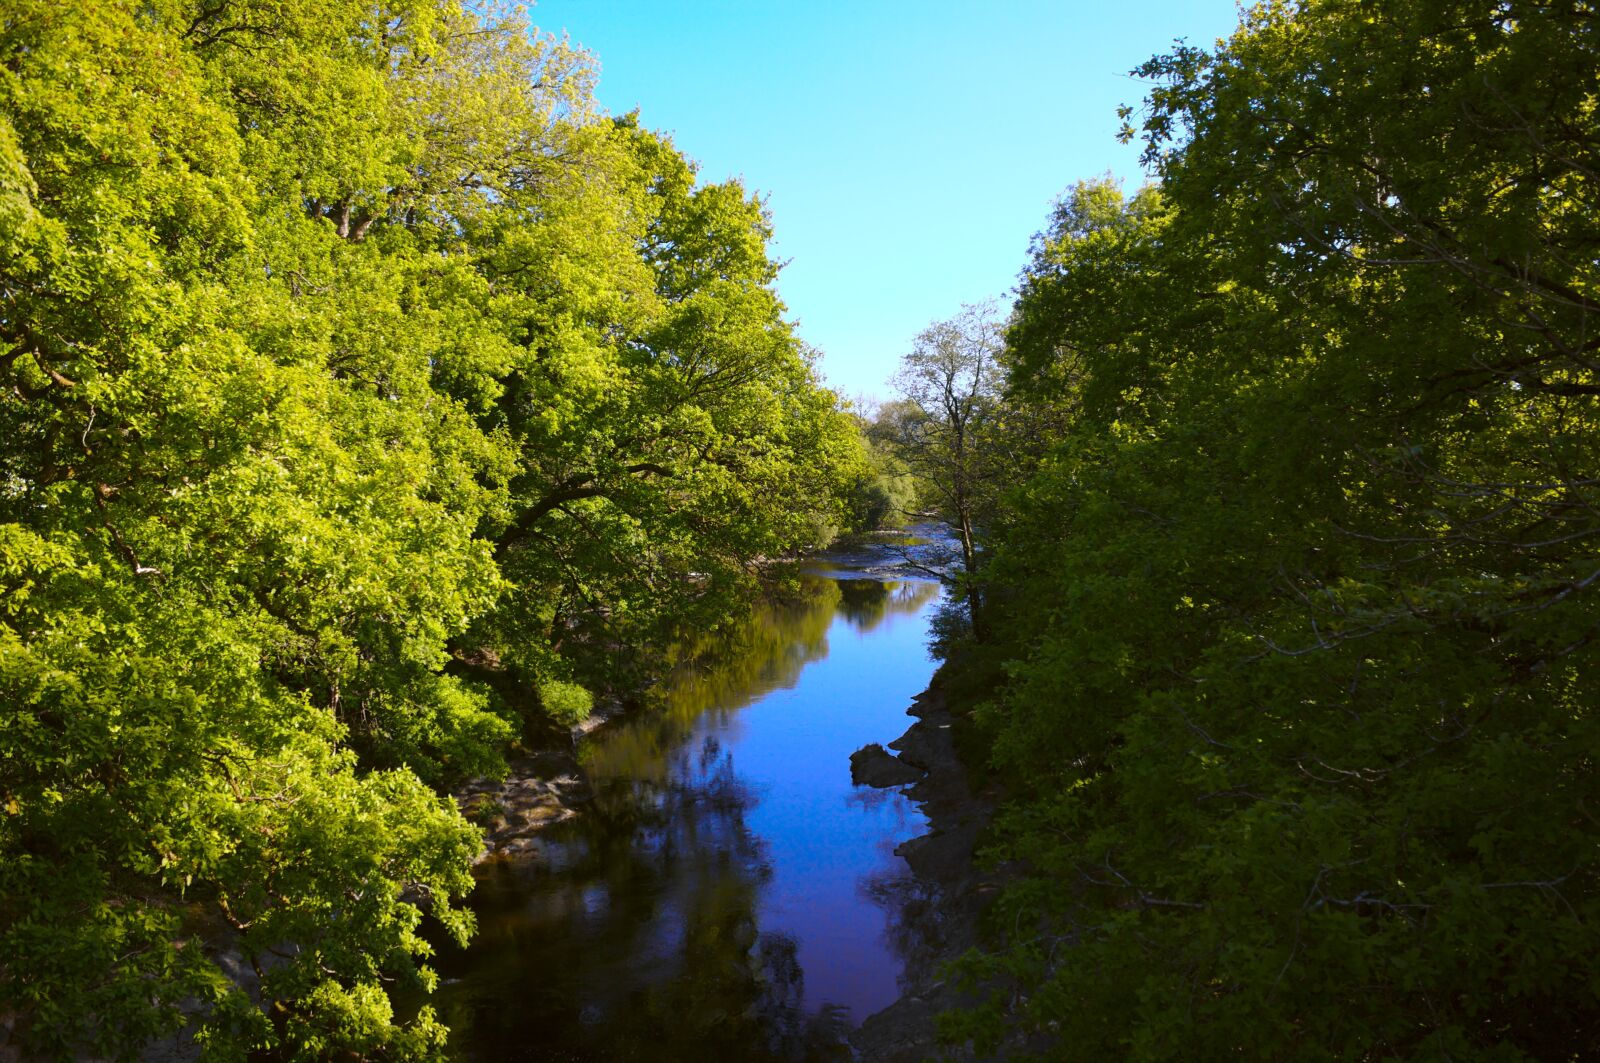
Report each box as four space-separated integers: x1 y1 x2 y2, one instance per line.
0 1 869 1056
913 1 1600 1058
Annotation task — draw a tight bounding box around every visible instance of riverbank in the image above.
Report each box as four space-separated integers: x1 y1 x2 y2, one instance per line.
451 694 631 859
430 567 948 1059
458 674 1003 1056
850 674 999 1062
440 526 991 1055
455 526 960 862
451 642 997 1059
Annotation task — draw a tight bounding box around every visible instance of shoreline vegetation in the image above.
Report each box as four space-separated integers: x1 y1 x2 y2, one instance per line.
6 0 1598 1059
895 3 1600 1060
0 1 887 1055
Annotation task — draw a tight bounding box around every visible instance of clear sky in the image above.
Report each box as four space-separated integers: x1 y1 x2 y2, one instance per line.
528 1 1244 402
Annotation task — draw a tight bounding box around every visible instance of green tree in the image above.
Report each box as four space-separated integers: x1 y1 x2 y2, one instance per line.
943 2 1600 1059
472 114 862 697
0 0 864 1056
0 1 524 1053
840 404 919 533
884 301 1006 635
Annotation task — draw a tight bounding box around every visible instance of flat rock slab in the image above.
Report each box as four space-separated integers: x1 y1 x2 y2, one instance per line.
457 751 593 860
851 742 928 788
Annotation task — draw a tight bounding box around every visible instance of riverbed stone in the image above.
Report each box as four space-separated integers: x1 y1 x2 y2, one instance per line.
850 743 927 787
852 683 1002 1062
895 820 983 881
456 749 593 860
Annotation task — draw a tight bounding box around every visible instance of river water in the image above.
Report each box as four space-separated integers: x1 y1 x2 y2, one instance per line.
428 565 944 1060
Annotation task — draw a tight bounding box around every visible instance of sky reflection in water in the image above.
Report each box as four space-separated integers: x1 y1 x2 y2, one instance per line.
429 575 942 1061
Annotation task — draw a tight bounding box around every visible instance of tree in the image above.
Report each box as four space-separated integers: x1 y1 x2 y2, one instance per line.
0 1 520 1053
885 301 1005 635
462 114 863 699
839 401 919 533
0 0 865 1055
941 1 1600 1058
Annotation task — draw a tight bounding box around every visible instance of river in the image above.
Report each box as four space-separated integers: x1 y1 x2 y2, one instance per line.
426 557 946 1060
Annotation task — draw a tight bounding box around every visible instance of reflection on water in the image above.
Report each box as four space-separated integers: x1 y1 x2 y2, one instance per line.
427 575 941 1061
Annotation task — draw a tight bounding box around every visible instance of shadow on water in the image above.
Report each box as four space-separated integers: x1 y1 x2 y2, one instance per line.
423 574 941 1061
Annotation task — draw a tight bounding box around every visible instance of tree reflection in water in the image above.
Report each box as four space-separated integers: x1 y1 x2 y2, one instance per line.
426 575 940 1061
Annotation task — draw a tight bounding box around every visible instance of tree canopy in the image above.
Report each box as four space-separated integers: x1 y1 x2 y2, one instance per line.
0 1 862 1056
938 0 1600 1058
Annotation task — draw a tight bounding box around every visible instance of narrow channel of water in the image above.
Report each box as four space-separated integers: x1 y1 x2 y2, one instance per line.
428 571 943 1061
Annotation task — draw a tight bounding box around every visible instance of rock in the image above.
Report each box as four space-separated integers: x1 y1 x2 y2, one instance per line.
456 749 593 860
895 821 983 881
569 699 627 743
850 743 927 788
851 682 1002 1062
851 993 943 1063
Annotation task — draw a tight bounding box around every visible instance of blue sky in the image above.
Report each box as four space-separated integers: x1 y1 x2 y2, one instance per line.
529 1 1244 402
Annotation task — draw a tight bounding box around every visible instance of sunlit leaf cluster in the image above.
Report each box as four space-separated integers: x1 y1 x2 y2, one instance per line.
0 1 861 1055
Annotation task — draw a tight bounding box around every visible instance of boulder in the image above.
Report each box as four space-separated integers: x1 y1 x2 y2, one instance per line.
850 743 926 788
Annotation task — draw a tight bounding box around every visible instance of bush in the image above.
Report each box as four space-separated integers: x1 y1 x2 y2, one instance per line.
537 679 593 725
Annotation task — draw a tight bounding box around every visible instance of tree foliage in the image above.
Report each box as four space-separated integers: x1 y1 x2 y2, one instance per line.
945 1 1600 1058
876 303 1009 633
0 0 860 1055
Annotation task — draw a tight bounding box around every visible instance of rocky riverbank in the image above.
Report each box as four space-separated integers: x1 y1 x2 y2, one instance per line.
453 699 631 860
850 679 998 1063
457 637 1003 1060
457 527 961 863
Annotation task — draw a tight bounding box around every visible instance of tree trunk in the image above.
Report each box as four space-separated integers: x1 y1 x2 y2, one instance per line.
957 506 986 641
